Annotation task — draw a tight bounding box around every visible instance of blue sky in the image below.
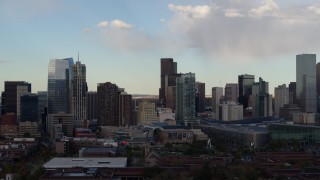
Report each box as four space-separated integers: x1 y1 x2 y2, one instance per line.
1 0 320 95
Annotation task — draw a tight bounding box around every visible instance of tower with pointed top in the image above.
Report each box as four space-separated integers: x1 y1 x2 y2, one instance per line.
72 55 87 128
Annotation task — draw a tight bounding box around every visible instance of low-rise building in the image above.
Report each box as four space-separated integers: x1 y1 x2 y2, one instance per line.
292 113 316 124
43 157 127 169
19 121 39 137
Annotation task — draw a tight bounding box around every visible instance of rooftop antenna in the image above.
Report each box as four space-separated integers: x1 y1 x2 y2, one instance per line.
77 52 79 62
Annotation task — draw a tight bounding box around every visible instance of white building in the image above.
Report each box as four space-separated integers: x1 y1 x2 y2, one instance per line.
217 102 243 121
274 84 289 116
157 108 175 122
212 87 223 119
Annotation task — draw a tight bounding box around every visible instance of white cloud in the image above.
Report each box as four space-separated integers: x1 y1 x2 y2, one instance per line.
224 9 244 17
160 18 166 22
92 1 320 62
165 1 320 61
110 19 133 29
97 21 109 27
248 0 279 17
308 5 320 15
168 3 211 18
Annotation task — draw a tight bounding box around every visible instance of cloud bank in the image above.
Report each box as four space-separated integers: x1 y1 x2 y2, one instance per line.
89 0 320 61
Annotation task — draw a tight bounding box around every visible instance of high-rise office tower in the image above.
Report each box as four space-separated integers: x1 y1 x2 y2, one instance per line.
159 58 177 108
118 91 132 126
20 93 38 122
3 81 31 122
48 58 74 114
238 74 255 109
97 82 119 126
317 62 320 96
225 83 239 103
274 84 289 116
72 58 87 128
289 82 297 105
296 54 317 113
37 91 47 121
195 82 205 113
252 77 272 117
0 93 2 117
175 73 196 126
86 92 98 121
212 87 223 119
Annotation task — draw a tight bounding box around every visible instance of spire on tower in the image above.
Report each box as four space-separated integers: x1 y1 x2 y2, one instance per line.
77 52 80 62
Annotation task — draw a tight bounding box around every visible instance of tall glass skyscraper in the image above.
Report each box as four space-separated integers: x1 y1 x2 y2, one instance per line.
72 59 87 128
175 73 196 126
47 58 74 114
296 54 317 113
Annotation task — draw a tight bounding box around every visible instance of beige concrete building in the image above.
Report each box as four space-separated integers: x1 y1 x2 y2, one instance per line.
137 101 158 125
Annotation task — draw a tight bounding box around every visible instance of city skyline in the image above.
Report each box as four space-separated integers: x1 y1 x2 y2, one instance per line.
1 0 320 95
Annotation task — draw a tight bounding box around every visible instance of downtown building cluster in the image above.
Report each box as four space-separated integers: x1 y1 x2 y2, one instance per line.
0 54 319 141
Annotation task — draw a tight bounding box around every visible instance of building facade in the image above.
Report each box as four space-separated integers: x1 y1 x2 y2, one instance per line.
296 54 317 113
176 73 196 126
118 92 132 126
137 101 157 125
72 60 87 128
97 82 119 126
212 87 223 119
252 78 272 117
238 74 255 109
274 84 289 116
47 58 74 114
217 102 243 121
225 83 239 103
3 81 31 121
195 82 205 113
20 93 38 122
86 92 98 121
159 58 177 109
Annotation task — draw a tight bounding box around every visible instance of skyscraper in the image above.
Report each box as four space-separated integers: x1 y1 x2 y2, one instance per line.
238 74 255 109
3 81 31 121
47 58 74 114
159 58 177 108
274 84 289 116
252 77 272 117
175 73 196 126
225 83 239 103
296 54 317 113
86 91 98 121
289 82 297 105
118 91 132 126
195 82 205 113
20 93 38 122
72 58 87 128
212 87 223 119
317 62 320 96
97 82 119 126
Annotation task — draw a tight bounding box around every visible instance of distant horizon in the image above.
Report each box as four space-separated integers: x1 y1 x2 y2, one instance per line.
1 0 320 95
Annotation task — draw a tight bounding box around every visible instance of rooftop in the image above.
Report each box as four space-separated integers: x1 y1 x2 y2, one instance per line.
43 157 127 169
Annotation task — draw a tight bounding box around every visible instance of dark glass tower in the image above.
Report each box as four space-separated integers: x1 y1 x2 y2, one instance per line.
20 93 38 122
238 74 254 109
